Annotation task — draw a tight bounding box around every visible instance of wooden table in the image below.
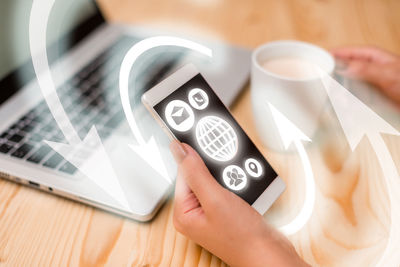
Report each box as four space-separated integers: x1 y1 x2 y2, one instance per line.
1 0 400 266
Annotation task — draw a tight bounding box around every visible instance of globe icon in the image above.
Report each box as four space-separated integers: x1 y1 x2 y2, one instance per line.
195 116 238 162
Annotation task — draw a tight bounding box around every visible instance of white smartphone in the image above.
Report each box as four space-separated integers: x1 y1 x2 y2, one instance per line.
142 64 285 214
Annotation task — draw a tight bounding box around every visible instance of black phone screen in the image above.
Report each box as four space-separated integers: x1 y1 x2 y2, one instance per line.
154 73 277 205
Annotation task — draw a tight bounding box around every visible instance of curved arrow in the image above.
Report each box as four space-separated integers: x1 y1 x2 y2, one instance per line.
370 134 400 266
267 103 316 235
29 0 130 210
119 36 212 183
319 71 400 266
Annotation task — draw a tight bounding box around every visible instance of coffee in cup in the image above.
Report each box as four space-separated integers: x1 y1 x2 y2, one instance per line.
261 57 320 80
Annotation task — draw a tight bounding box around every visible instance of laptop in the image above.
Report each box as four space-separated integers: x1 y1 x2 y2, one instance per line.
0 0 250 221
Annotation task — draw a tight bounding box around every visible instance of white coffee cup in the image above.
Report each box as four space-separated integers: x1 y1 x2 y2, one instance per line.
251 40 335 151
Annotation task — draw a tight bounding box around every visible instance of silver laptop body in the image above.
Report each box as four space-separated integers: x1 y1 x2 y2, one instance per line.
0 0 250 221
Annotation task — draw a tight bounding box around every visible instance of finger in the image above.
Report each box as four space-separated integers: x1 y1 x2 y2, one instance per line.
173 166 203 227
341 60 379 80
331 46 397 64
171 141 204 229
341 60 390 90
170 141 225 209
170 140 194 210
170 140 187 164
173 152 202 216
177 143 225 210
174 161 191 202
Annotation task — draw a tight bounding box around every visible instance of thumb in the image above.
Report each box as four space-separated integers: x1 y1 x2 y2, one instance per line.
170 141 225 210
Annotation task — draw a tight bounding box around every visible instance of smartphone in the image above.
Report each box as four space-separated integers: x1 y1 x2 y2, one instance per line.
142 64 285 214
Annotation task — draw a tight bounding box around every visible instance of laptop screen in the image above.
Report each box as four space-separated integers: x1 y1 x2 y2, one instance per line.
0 0 105 105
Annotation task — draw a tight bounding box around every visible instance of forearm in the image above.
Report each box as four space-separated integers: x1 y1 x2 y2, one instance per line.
211 227 310 267
253 230 310 267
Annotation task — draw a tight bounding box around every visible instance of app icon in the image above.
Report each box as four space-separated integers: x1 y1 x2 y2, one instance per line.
171 106 189 125
165 100 194 132
245 158 263 178
196 116 238 162
222 165 247 191
188 88 209 110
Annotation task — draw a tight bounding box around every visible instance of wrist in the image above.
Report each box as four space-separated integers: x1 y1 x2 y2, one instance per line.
250 227 310 267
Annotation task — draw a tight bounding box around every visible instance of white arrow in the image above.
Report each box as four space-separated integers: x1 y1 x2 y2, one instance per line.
267 103 315 235
29 0 130 210
319 71 400 266
119 36 212 184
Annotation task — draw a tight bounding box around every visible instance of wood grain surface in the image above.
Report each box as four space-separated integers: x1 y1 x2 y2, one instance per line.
1 0 400 266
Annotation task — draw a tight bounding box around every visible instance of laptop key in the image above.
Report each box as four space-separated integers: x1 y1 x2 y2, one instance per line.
104 110 124 129
98 128 112 139
0 132 8 139
48 132 65 143
88 112 105 126
29 133 44 143
71 115 84 126
31 115 46 123
27 144 52 164
43 152 64 169
88 96 105 108
9 134 24 143
0 143 13 154
40 122 56 134
21 124 36 133
64 102 77 113
9 122 21 131
59 161 78 175
78 124 92 139
11 143 35 159
78 105 94 117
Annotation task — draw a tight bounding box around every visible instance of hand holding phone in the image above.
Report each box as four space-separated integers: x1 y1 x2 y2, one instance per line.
142 64 285 214
169 141 307 267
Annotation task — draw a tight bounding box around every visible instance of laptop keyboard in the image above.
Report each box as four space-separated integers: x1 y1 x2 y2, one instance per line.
0 36 185 176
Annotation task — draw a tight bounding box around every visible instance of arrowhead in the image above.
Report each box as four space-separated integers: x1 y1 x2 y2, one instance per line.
45 126 131 211
267 102 311 149
318 69 400 150
129 136 171 184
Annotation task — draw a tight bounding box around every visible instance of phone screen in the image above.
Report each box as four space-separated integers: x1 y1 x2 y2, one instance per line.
154 74 277 205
